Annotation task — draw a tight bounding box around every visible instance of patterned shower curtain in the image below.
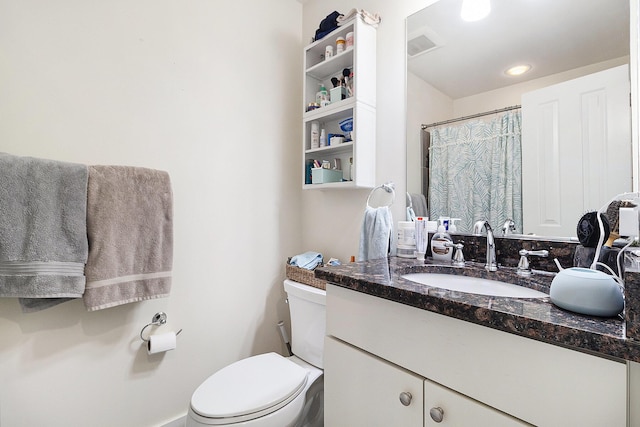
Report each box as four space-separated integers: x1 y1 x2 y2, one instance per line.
428 110 522 234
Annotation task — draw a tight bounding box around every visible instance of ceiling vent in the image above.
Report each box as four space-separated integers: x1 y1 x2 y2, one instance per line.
407 34 437 56
407 26 443 57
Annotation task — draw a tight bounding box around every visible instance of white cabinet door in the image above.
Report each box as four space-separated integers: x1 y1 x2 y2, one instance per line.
521 64 631 237
424 379 531 426
631 361 640 427
324 336 424 427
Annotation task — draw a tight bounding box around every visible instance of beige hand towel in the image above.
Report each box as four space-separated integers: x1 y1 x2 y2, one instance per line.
84 165 173 311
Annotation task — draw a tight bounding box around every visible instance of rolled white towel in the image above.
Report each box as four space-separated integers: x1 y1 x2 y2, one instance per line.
337 8 381 27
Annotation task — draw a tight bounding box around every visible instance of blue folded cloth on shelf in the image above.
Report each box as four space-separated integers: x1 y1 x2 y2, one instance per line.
314 11 341 41
289 252 323 270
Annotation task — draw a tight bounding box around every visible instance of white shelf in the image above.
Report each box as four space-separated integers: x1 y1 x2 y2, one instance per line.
304 19 356 67
306 47 354 80
304 98 354 122
305 141 354 156
303 181 358 190
301 18 376 190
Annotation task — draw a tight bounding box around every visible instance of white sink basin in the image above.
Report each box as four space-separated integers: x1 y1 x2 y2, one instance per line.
401 273 548 299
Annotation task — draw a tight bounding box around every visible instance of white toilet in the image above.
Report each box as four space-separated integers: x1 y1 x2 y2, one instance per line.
187 280 326 427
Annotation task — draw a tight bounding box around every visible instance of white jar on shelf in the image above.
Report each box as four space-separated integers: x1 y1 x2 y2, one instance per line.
325 45 333 60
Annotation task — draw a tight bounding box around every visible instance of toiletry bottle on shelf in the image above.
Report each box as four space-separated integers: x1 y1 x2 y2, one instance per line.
310 121 320 149
320 128 327 147
431 222 453 262
316 84 329 106
449 218 461 232
325 45 334 60
336 37 345 54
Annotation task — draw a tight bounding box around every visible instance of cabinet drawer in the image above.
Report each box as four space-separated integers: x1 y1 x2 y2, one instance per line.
326 284 627 426
325 336 424 427
425 379 531 426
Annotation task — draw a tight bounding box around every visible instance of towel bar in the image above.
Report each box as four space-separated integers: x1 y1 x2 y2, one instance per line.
140 312 182 342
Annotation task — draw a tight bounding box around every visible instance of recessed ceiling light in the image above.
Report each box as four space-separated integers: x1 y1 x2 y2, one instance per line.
461 0 491 22
505 64 531 76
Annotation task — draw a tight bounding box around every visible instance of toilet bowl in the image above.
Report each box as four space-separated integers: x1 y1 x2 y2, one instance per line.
187 280 326 427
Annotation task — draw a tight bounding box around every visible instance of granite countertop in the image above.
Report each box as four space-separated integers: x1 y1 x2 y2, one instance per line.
315 256 640 363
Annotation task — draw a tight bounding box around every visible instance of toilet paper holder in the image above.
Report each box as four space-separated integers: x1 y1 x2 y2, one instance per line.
140 312 182 342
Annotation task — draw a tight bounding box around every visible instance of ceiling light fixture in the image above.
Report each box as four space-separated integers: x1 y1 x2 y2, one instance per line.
505 64 532 76
461 0 491 22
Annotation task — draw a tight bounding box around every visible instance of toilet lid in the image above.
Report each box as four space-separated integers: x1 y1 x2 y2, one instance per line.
190 352 308 420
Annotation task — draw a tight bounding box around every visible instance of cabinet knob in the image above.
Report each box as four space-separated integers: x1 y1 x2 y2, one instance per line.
399 391 412 406
429 407 444 423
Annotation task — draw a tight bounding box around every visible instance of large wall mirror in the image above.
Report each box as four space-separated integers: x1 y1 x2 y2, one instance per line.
406 0 635 238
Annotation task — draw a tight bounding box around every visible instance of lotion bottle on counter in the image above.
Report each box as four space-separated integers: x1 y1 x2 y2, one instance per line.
431 223 453 262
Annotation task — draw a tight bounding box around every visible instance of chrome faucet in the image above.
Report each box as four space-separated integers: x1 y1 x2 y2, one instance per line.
502 218 516 236
473 220 497 271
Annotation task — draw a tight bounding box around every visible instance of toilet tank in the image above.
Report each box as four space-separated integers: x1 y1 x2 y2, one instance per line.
284 279 326 369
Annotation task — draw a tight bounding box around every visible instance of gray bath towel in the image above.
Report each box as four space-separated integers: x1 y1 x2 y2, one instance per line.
83 165 173 311
0 152 88 312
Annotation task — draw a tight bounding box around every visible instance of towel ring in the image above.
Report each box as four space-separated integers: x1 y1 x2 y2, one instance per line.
366 182 395 208
140 312 182 342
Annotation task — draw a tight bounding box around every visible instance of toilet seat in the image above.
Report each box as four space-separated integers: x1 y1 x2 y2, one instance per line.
190 352 308 424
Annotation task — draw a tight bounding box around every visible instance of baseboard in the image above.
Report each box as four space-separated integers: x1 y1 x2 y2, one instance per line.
160 414 186 427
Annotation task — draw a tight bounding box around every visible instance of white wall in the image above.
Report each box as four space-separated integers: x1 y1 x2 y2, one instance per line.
0 1 302 426
406 71 452 194
300 0 434 262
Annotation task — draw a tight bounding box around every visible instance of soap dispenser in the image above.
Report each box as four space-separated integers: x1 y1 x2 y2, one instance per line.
316 84 329 107
431 221 453 262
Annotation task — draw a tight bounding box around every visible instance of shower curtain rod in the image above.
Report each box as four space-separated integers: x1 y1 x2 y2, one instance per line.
421 104 521 130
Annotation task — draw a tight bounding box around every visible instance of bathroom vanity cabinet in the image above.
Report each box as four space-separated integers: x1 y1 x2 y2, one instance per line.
302 17 376 189
325 284 629 426
325 337 530 426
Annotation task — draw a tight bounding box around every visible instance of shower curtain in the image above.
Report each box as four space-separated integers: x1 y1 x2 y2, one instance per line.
428 110 522 234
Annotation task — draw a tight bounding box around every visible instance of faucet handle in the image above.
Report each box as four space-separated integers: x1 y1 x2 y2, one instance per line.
517 249 549 276
452 243 465 267
502 219 516 236
443 242 465 267
520 249 549 258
